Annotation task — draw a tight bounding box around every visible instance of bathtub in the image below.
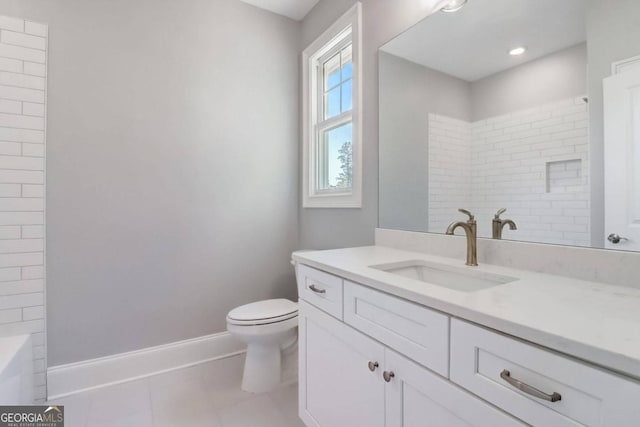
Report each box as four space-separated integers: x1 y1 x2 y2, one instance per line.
0 335 33 404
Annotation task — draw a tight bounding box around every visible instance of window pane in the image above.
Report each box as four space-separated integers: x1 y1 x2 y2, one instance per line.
342 63 353 81
341 79 352 112
317 122 353 191
341 45 353 81
324 53 341 91
324 87 341 119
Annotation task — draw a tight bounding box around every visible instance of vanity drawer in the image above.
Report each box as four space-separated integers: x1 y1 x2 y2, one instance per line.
450 319 640 427
296 264 343 319
343 281 449 377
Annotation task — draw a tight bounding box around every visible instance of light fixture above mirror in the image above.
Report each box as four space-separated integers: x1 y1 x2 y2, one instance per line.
440 0 468 13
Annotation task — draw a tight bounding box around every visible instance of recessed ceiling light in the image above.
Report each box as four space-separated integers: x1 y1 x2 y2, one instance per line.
440 0 468 13
509 47 527 56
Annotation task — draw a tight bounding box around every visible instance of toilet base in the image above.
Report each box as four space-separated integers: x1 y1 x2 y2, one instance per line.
227 312 299 394
242 343 282 393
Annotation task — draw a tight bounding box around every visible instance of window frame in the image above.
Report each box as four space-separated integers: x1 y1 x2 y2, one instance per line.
302 2 362 208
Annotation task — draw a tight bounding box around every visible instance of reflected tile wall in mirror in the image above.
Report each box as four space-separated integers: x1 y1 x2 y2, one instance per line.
378 0 640 252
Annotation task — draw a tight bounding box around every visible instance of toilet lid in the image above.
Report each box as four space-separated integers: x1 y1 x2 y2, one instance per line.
227 299 298 322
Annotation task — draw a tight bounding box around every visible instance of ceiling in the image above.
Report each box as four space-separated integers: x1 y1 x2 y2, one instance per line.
238 0 320 21
380 0 586 82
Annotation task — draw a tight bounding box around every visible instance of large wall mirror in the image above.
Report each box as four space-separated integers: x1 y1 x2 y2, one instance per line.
379 0 640 252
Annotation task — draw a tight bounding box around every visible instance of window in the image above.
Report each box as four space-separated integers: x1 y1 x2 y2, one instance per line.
302 3 362 208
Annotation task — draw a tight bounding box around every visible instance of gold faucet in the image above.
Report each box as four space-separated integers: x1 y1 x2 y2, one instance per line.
446 209 478 266
492 208 517 240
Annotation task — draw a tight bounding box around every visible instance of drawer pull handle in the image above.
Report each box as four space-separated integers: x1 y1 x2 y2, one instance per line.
368 361 379 372
309 284 326 294
500 370 562 403
383 371 395 382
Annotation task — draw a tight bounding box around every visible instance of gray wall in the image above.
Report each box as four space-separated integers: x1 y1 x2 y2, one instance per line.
379 52 471 232
471 43 588 121
300 0 437 249
587 0 640 248
0 0 300 365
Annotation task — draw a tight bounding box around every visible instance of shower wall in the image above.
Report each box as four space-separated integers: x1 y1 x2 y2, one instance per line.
0 15 47 402
428 96 591 247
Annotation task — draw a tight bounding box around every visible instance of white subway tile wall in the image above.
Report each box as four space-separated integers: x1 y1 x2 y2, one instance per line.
428 96 590 247
0 15 47 402
428 114 472 233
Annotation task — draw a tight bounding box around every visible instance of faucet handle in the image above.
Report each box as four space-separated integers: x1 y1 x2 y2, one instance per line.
494 208 507 219
458 208 475 221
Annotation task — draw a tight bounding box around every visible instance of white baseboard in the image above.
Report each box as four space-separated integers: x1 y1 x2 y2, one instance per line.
47 332 246 400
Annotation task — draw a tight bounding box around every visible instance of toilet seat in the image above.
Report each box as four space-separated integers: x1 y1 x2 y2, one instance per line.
227 299 298 326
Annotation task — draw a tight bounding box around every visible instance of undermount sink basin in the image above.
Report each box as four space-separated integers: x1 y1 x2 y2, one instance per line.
370 260 518 292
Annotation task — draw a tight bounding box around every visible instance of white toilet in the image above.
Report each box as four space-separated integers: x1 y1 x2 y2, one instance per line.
226 298 298 393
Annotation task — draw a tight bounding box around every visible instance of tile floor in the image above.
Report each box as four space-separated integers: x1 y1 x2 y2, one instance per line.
47 353 305 427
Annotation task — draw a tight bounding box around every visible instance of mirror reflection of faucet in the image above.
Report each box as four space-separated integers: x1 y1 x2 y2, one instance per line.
493 208 517 240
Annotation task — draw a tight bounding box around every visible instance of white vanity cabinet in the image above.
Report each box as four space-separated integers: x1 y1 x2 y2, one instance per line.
296 264 640 427
299 300 524 427
297 265 524 427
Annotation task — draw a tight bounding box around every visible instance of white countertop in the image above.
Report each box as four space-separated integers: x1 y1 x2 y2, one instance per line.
293 246 640 380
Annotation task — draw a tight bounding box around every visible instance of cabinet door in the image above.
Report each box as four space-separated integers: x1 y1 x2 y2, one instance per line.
385 349 525 427
299 300 385 427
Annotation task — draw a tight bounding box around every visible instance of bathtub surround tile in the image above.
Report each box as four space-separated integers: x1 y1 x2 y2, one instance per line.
0 155 44 171
0 251 42 267
0 266 21 281
22 304 43 320
0 15 47 402
0 278 44 295
24 22 47 38
21 265 44 279
22 143 45 157
0 16 23 32
0 317 43 335
32 343 44 358
0 226 21 239
0 98 21 113
22 225 44 239
22 102 44 117
0 43 45 63
23 62 45 77
0 30 46 51
0 211 44 225
0 142 22 156
22 184 44 197
0 238 43 252
0 57 22 73
0 306 20 323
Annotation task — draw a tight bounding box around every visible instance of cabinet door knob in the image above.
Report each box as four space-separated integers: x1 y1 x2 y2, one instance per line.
368 361 379 372
383 371 395 382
